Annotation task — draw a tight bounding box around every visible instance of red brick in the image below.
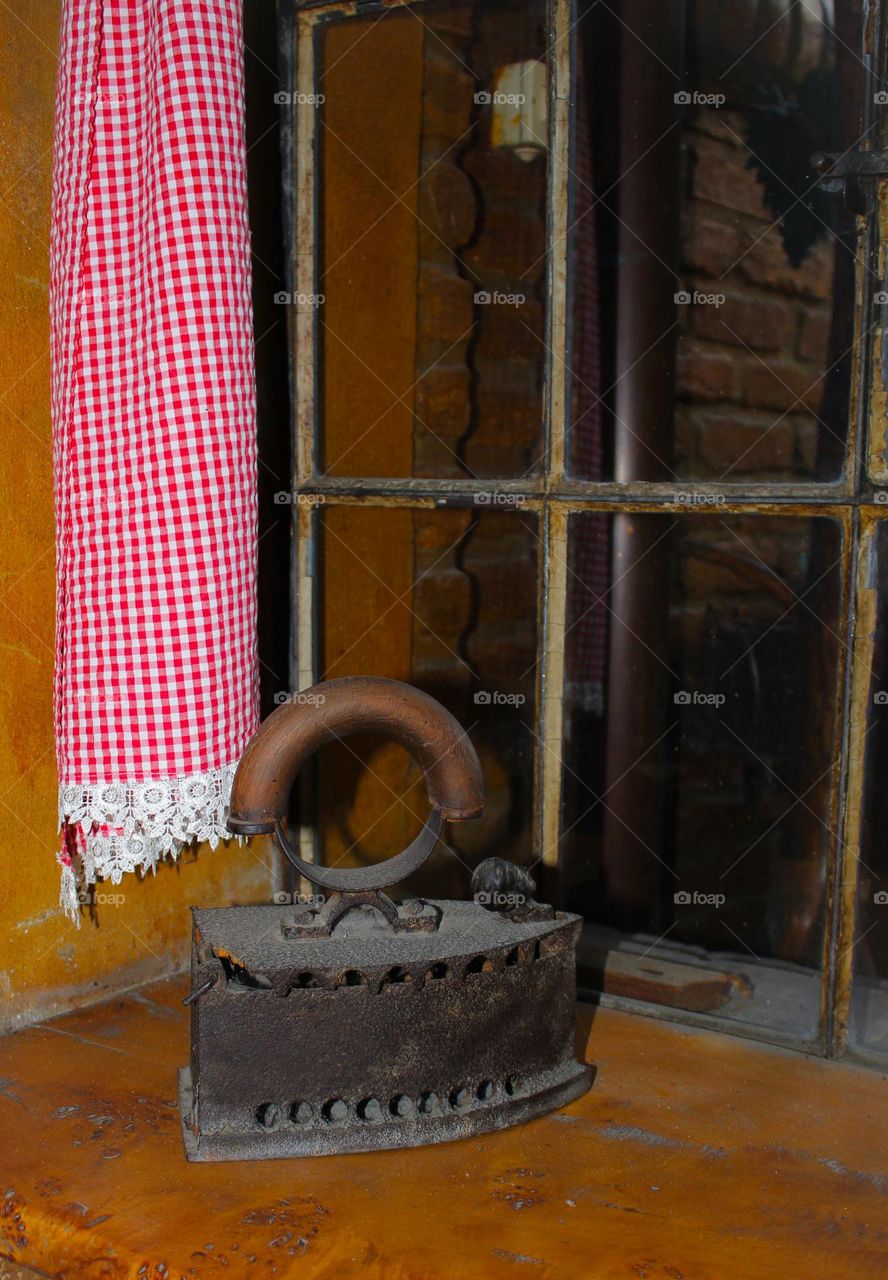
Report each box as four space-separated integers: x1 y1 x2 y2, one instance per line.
681 212 740 278
692 137 770 220
687 109 747 149
463 147 548 204
413 435 464 479
421 59 474 141
474 300 544 360
462 212 546 282
739 231 832 299
693 410 796 475
677 347 742 403
690 289 794 351
744 359 823 413
414 510 470 554
417 268 475 346
414 567 472 637
419 164 477 250
415 366 471 441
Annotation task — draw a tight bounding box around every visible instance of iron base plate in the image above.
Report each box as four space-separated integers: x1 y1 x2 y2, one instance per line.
178 1060 592 1161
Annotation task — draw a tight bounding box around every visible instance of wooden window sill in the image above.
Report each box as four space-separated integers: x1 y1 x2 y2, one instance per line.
0 977 885 1279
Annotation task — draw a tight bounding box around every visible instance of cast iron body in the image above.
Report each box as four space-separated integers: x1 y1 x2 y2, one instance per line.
179 677 591 1161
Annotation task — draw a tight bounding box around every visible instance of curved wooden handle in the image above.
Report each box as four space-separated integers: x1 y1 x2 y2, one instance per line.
227 676 484 835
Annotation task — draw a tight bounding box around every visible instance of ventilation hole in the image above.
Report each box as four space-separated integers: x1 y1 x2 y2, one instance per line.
390 1094 415 1119
419 1091 439 1115
427 962 448 981
532 941 542 962
505 947 520 967
321 1098 348 1124
256 1102 281 1130
450 1086 470 1111
357 1097 383 1123
476 1080 494 1102
292 971 321 990
504 1075 519 1096
290 1100 313 1126
465 955 491 975
383 966 412 985
339 969 364 987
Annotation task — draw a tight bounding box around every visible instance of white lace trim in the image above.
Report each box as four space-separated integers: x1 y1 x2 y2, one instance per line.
58 764 238 924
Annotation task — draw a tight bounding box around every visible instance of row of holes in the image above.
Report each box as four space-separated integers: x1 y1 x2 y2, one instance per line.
225 942 553 993
255 1076 522 1131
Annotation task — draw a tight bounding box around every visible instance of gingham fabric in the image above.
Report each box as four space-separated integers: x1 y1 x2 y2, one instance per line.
50 0 258 920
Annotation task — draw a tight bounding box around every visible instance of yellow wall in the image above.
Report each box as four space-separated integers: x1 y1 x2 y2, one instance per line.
0 1 271 1031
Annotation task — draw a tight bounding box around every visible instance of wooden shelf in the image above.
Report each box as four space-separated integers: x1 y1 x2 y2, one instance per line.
0 977 886 1278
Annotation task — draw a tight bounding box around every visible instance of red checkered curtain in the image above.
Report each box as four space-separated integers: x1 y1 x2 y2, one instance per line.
50 0 258 920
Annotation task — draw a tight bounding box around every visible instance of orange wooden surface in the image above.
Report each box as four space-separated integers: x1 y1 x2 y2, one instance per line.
0 979 886 1279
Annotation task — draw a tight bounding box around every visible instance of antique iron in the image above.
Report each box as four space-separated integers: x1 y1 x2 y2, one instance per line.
178 676 591 1160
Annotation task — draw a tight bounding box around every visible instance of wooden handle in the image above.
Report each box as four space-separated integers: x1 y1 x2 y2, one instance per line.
227 676 484 835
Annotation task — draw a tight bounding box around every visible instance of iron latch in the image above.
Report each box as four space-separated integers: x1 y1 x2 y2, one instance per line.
812 149 888 215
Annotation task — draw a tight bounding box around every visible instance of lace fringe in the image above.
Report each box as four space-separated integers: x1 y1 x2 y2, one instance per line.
58 764 238 924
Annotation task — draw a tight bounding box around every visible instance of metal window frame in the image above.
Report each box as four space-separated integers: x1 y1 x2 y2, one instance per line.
280 0 888 1059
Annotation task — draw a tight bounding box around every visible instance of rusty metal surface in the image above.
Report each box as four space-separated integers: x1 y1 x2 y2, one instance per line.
182 901 590 1160
228 676 484 835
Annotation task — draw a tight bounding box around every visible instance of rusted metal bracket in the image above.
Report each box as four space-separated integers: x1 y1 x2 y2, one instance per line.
812 150 888 216
282 889 443 938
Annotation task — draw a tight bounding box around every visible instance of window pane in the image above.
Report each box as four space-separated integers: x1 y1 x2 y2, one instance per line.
314 504 539 895
314 0 548 479
568 0 864 484
850 521 888 1061
561 511 843 1043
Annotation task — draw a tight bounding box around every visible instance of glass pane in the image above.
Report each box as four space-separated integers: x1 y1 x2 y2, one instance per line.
314 0 548 479
561 511 843 1043
850 521 888 1061
568 0 864 483
313 505 539 896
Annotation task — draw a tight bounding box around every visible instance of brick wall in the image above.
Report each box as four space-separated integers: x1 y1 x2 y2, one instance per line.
667 104 841 960
675 108 834 480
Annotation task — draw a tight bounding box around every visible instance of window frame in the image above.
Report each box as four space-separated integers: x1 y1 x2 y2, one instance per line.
279 0 888 1061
